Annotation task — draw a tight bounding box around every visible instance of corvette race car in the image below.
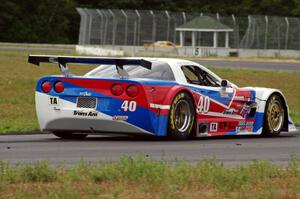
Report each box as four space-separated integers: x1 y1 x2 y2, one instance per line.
28 55 297 139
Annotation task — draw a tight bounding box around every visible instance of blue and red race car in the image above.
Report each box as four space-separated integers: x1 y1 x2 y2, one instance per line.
28 55 297 139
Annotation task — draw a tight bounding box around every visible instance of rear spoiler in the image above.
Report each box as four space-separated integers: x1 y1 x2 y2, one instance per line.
28 55 152 77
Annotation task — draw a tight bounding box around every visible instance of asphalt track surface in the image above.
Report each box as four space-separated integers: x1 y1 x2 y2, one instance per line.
0 129 299 166
194 60 300 71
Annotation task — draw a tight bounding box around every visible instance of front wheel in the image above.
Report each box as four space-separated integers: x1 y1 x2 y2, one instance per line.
262 94 285 136
52 131 88 139
168 92 195 140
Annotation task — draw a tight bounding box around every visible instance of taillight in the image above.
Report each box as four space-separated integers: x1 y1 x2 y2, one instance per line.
54 81 64 93
41 81 52 93
111 84 123 96
126 85 139 97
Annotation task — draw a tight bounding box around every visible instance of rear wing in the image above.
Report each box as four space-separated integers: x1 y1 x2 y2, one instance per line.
28 55 152 77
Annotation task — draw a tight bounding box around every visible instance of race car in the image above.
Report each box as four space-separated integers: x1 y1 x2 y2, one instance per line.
28 55 297 139
144 41 179 48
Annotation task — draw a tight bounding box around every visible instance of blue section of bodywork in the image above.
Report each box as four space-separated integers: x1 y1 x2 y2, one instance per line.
253 112 264 132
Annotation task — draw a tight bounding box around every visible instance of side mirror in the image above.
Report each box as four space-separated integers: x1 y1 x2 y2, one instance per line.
221 79 229 88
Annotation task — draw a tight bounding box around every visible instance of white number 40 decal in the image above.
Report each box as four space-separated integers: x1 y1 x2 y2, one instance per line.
121 101 137 112
197 96 210 113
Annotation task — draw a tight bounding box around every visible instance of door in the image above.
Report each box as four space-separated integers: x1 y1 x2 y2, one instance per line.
181 65 241 135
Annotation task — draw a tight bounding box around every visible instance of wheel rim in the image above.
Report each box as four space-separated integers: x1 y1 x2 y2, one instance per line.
174 100 192 133
267 97 284 132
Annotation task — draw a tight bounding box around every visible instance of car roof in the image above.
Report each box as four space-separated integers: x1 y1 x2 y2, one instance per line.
127 57 198 65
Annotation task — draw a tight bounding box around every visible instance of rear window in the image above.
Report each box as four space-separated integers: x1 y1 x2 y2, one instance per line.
88 61 175 81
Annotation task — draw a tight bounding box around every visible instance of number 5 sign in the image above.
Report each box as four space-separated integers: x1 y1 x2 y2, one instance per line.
194 47 201 56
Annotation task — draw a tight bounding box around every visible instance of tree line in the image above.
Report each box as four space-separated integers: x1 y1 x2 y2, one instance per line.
0 0 299 44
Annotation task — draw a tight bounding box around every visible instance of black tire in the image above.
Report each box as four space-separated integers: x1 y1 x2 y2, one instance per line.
262 94 285 137
52 131 88 139
168 92 195 140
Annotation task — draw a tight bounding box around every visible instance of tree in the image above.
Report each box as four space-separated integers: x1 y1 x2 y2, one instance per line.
0 0 77 43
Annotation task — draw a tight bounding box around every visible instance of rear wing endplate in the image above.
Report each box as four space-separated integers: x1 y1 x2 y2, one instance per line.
28 55 152 77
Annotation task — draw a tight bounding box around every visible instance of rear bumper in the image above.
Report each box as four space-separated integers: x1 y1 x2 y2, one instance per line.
44 118 154 135
36 92 156 135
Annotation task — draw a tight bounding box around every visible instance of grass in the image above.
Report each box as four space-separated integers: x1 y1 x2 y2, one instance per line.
0 155 300 198
0 50 299 132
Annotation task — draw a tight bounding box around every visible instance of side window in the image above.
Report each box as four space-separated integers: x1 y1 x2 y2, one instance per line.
181 65 220 87
181 66 199 83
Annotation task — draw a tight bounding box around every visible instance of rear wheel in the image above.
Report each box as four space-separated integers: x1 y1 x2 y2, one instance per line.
262 94 285 136
52 132 88 139
168 92 195 140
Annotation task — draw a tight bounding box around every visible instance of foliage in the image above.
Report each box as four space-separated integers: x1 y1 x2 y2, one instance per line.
0 0 77 44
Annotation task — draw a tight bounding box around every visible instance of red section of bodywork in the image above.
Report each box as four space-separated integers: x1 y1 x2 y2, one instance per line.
59 78 176 115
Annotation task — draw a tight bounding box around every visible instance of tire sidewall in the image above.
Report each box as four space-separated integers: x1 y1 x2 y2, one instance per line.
262 94 284 136
168 92 195 139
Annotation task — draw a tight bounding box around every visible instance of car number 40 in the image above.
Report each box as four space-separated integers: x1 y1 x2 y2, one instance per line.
121 101 137 112
197 96 210 113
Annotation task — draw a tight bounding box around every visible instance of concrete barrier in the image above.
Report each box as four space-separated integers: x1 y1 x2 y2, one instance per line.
76 45 124 56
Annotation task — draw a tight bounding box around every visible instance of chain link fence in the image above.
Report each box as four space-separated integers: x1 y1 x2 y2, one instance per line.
77 8 300 50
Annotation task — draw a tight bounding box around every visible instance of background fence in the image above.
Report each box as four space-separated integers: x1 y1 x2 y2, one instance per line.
77 8 300 50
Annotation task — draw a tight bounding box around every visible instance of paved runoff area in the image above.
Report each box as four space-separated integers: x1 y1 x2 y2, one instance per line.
0 129 299 166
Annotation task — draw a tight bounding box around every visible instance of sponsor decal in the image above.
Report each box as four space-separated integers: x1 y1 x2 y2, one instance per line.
210 122 218 132
150 103 170 110
240 104 251 117
236 126 253 133
233 96 245 101
238 121 254 127
219 122 236 130
112 116 128 121
223 108 238 115
220 89 229 97
49 97 58 105
236 121 254 132
73 110 98 117
79 91 92 96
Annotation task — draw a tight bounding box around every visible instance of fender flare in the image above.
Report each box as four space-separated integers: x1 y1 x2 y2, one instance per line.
247 87 290 131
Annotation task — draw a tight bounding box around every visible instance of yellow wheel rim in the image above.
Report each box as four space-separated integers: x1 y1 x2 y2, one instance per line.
267 96 284 132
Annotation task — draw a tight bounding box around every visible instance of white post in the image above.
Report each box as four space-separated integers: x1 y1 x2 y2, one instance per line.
198 31 201 46
264 16 268 49
108 9 116 46
121 9 128 45
150 10 156 42
225 32 229 48
135 10 141 46
213 32 218 48
165 10 170 41
285 17 289 49
192 32 196 47
180 31 184 46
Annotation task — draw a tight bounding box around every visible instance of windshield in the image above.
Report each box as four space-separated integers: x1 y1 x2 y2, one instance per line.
87 61 175 81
